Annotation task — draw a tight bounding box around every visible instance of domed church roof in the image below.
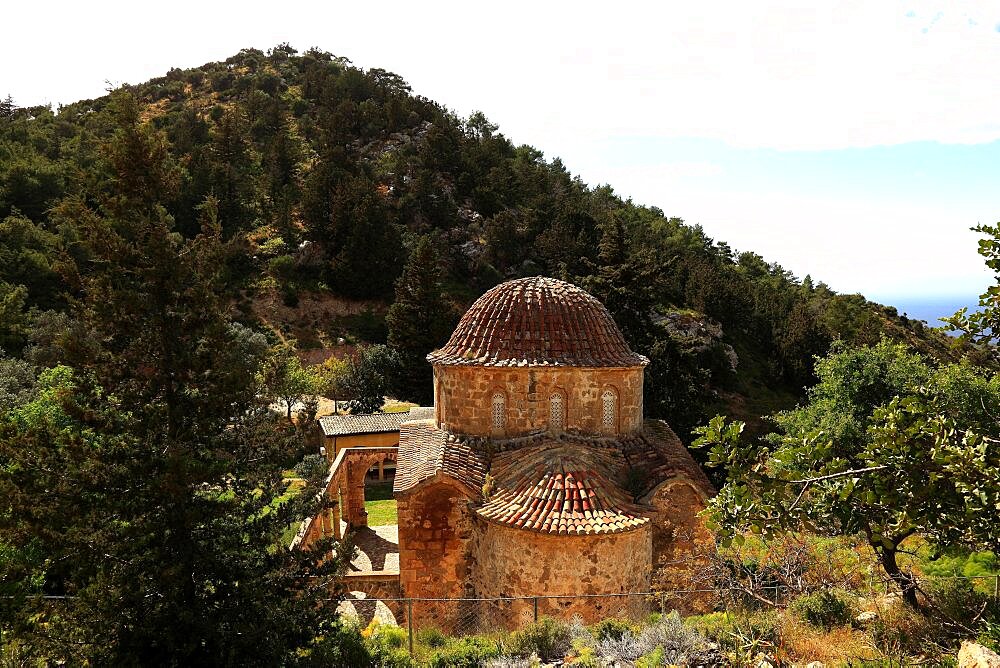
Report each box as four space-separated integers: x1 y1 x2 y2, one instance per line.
427 276 648 368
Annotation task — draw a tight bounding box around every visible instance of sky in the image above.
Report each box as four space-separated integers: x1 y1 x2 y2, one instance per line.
4 0 1000 312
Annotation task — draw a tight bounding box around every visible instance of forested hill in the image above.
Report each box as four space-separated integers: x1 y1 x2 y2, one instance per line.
0 45 975 439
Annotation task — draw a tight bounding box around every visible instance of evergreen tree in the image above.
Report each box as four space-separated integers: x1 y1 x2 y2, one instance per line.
344 344 399 414
325 175 403 299
0 97 347 663
386 237 455 404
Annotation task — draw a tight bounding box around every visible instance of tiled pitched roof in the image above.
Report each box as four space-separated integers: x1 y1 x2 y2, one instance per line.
427 276 649 368
393 419 713 527
393 420 487 495
318 407 432 437
477 444 649 535
619 420 715 499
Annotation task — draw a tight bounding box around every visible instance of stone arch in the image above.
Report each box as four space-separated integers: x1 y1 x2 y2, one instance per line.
343 449 397 529
641 477 714 613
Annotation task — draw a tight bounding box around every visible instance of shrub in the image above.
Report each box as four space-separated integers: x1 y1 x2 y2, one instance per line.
507 617 571 661
590 617 638 642
296 620 373 667
635 646 665 668
567 639 600 667
637 612 721 666
425 636 502 668
294 454 327 481
362 619 412 668
924 578 998 631
595 631 646 665
789 589 854 629
416 627 448 649
687 610 779 662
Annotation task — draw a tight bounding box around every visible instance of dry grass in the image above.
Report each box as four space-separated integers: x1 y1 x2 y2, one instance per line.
777 615 874 664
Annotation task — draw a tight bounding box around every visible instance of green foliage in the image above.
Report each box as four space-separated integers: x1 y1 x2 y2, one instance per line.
915 547 998 579
424 635 502 668
689 610 780 663
788 589 855 630
0 353 35 410
0 281 28 353
922 578 1000 638
696 339 1000 609
0 104 347 662
262 339 321 419
294 453 328 482
363 620 411 668
386 235 456 405
344 344 399 414
635 646 666 668
508 617 572 661
946 222 1000 360
590 617 639 642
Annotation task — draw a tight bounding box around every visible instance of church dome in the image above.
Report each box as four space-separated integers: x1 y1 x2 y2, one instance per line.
427 276 648 368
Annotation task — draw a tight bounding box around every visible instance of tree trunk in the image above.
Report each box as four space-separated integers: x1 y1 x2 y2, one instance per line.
880 544 920 610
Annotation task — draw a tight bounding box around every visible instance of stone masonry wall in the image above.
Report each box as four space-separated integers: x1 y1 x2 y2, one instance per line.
644 478 714 614
397 480 479 630
434 365 644 438
473 521 652 627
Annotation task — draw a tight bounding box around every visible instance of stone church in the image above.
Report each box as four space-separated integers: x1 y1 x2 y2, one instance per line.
393 276 714 627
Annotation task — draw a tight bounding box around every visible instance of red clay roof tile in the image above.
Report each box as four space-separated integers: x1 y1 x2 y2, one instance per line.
427 277 648 368
476 444 650 535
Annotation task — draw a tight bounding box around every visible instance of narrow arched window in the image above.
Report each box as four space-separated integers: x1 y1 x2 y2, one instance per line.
549 392 565 431
491 392 506 430
601 389 617 428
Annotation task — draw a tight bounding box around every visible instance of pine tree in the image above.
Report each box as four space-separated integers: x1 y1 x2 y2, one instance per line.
386 236 455 404
0 93 349 663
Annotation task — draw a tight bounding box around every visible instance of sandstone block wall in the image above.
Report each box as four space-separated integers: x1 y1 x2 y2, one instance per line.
474 521 652 627
397 481 478 629
644 478 715 614
434 365 644 437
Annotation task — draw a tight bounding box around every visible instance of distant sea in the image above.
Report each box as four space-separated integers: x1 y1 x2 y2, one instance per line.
872 294 982 332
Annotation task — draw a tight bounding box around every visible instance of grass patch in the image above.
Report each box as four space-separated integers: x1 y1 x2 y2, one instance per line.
382 399 417 413
365 480 397 526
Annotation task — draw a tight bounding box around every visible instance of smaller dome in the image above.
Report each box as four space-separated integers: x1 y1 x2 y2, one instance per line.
476 445 649 535
428 276 648 368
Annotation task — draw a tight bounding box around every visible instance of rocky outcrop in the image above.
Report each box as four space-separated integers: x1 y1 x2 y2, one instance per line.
958 642 1000 668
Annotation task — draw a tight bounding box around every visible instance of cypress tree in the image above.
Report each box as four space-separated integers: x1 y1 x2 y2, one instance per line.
0 92 350 664
386 236 455 404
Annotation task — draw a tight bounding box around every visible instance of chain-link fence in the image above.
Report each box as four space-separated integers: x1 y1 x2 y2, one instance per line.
336 573 1000 660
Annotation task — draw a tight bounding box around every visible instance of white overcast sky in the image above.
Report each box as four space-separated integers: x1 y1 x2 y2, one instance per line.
4 0 1000 302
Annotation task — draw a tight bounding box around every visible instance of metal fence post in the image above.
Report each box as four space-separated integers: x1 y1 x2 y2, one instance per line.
533 596 539 622
994 574 999 600
660 592 667 616
407 598 414 657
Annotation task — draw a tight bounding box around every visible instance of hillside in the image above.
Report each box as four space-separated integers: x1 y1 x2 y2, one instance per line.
0 45 975 441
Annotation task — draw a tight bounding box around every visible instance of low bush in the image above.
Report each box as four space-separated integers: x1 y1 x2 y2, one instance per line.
590 617 638 642
638 612 721 666
924 578 998 632
507 617 571 662
687 610 780 664
362 619 412 668
789 589 855 629
415 627 448 649
425 636 502 668
297 620 373 667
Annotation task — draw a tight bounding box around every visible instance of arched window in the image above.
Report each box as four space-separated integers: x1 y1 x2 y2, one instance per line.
491 391 506 431
601 389 617 429
549 392 565 431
